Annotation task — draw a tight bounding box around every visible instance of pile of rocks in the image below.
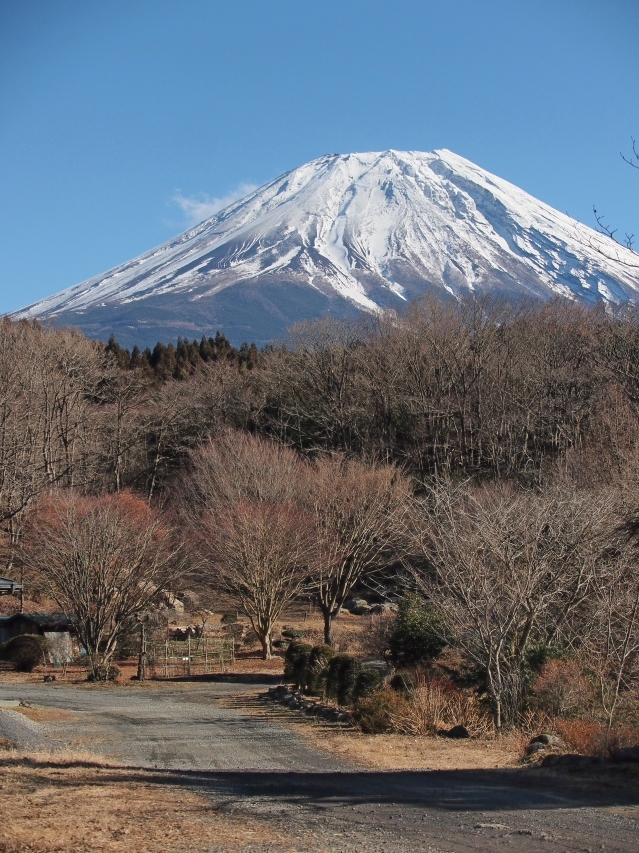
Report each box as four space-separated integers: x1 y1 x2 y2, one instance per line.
342 599 398 616
267 684 353 724
526 733 639 767
525 732 564 759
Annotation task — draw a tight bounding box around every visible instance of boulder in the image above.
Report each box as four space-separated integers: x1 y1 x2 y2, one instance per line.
369 603 399 614
323 708 343 722
526 741 548 756
344 598 369 613
445 725 470 739
530 732 564 748
335 711 353 724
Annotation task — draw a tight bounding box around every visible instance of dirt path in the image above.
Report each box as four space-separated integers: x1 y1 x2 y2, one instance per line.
1 679 638 852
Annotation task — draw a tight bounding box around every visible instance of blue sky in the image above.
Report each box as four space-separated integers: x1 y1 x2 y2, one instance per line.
1 0 637 314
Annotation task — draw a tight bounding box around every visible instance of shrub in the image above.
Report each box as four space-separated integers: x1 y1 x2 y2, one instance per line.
0 634 46 673
361 610 396 659
387 675 492 736
87 663 121 682
554 720 639 757
531 659 592 719
353 689 409 733
325 654 362 705
284 641 312 689
282 628 307 641
338 656 362 706
305 644 334 695
388 593 449 668
389 669 418 694
353 667 384 702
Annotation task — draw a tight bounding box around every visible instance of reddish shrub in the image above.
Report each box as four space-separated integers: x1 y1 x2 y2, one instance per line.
532 659 592 718
555 720 639 756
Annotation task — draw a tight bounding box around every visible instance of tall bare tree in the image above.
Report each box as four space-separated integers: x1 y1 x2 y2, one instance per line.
198 500 314 658
21 491 184 679
308 455 411 646
184 431 313 658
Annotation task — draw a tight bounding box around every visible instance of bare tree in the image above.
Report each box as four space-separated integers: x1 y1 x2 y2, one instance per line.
197 500 314 658
589 137 638 265
408 481 614 731
0 321 104 575
308 455 411 646
184 431 313 658
579 519 639 727
21 491 184 680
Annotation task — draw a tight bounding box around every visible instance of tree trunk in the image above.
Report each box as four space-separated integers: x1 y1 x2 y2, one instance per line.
259 632 272 660
323 610 333 647
137 621 147 681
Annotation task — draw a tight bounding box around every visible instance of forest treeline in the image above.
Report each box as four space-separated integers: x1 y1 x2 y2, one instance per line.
5 295 639 513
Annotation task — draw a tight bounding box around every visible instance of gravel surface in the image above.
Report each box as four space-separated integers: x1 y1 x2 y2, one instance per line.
0 680 344 771
1 679 638 852
0 707 50 750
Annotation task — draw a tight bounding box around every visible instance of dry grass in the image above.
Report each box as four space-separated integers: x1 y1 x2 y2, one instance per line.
228 688 521 771
300 727 521 771
0 750 327 853
9 707 75 723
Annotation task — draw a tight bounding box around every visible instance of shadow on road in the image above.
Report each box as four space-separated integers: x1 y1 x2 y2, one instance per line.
154 673 284 685
4 753 637 812
146 767 639 812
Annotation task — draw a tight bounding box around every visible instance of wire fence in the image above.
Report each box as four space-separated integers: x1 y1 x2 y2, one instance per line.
147 635 235 678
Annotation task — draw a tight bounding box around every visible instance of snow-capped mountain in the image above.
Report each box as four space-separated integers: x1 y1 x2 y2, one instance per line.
14 150 639 347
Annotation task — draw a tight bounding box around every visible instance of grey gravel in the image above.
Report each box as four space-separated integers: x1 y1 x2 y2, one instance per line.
0 707 49 750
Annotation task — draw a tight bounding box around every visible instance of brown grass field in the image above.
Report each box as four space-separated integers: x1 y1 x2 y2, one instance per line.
0 749 326 853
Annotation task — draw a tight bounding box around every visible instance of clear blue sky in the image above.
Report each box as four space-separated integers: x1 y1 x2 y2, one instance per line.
1 0 637 314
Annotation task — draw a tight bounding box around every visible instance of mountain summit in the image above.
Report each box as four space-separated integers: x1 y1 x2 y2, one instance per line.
14 150 639 347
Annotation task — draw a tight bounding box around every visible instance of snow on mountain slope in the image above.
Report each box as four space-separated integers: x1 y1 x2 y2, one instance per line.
13 150 639 347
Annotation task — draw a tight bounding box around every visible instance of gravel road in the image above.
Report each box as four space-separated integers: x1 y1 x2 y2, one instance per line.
1 679 638 852
0 680 343 770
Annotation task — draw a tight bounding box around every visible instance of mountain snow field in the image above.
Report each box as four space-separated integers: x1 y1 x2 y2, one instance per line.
13 150 639 346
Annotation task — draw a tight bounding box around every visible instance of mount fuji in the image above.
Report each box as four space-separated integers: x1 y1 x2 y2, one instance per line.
14 150 639 347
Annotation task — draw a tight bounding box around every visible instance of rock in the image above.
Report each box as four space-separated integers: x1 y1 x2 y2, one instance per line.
344 598 369 614
530 732 564 748
369 603 398 614
335 711 352 724
324 709 342 722
351 600 372 615
446 725 470 739
610 745 639 763
181 590 200 608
